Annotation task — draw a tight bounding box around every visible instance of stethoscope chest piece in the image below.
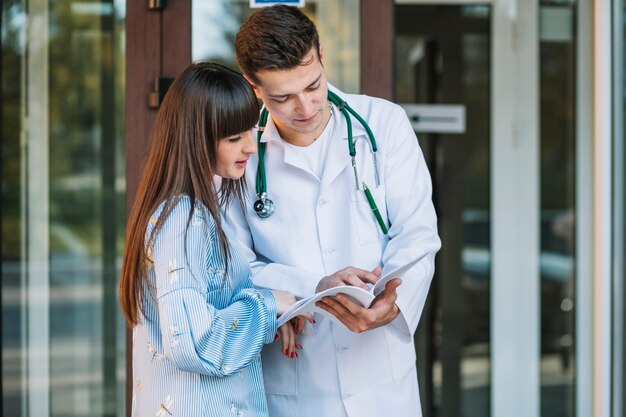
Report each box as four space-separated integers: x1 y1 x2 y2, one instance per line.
254 193 275 218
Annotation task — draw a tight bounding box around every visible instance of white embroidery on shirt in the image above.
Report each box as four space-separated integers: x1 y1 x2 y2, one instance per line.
147 342 165 362
157 396 173 416
170 325 182 348
168 259 181 284
230 403 245 416
192 209 203 227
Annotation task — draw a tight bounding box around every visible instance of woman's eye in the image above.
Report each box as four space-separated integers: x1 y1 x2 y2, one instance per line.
228 136 242 143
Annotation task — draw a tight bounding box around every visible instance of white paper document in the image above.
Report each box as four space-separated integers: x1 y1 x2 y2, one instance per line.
276 253 428 327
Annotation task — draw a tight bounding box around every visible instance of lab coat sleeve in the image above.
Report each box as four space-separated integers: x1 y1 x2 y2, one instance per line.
223 201 322 299
152 201 278 377
380 105 441 339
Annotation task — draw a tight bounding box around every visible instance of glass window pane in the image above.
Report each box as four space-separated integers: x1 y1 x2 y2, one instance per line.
192 0 360 93
539 2 576 416
1 1 127 415
395 5 491 417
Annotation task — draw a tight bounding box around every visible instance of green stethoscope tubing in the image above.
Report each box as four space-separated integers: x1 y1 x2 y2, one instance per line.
254 90 388 234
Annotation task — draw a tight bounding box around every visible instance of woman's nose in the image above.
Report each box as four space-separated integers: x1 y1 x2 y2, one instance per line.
243 131 257 154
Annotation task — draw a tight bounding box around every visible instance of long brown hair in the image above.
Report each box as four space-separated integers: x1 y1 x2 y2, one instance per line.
119 62 260 326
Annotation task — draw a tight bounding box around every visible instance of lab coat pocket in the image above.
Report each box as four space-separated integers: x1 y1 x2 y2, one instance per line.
261 339 298 395
350 186 387 245
384 327 416 381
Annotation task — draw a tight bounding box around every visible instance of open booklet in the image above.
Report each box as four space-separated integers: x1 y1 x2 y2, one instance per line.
276 253 428 327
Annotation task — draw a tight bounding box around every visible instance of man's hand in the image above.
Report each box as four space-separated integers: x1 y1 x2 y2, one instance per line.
315 266 382 293
315 278 402 333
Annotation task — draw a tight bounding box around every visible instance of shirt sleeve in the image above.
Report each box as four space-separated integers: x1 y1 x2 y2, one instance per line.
151 200 278 377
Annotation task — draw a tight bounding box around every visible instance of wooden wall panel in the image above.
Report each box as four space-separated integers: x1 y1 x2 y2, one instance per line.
360 0 394 100
125 2 191 416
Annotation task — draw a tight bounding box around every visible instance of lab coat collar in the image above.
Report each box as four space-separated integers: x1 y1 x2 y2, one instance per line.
255 84 366 185
327 83 368 140
257 84 368 143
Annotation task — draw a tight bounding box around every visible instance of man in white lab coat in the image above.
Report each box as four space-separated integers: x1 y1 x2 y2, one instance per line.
224 5 441 417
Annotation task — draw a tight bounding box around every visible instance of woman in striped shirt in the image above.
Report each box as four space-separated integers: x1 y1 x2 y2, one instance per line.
119 62 305 417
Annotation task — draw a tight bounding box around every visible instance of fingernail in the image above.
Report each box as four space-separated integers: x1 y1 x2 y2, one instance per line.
274 333 279 340
294 352 299 358
296 343 302 350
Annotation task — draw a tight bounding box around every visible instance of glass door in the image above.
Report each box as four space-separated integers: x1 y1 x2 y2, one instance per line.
395 2 580 417
395 5 492 416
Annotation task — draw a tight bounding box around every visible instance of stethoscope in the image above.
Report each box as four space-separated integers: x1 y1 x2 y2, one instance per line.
254 90 388 234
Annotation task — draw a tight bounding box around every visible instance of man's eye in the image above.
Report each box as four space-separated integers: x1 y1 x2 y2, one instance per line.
272 97 288 103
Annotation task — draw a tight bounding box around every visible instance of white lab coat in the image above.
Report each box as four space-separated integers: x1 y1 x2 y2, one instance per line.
223 85 441 417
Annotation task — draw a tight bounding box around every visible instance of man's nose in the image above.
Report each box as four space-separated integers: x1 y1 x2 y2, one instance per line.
295 93 315 116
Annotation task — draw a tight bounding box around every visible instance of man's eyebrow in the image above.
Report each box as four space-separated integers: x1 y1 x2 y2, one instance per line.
268 74 322 99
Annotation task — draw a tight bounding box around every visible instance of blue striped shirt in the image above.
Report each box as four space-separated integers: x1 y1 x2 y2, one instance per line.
132 196 278 417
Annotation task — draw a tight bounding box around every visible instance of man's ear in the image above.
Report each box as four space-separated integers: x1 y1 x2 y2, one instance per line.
243 74 262 99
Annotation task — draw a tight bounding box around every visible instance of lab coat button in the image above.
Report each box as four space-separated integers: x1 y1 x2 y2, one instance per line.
342 393 353 400
324 248 336 255
318 198 328 206
336 345 348 353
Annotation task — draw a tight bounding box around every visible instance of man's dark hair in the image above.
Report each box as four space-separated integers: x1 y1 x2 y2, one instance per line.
235 5 320 85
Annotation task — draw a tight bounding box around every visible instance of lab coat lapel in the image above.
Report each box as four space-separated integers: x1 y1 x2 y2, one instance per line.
320 102 368 189
260 116 304 171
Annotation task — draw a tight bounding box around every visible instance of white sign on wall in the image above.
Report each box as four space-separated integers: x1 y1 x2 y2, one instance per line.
400 104 466 134
250 0 304 8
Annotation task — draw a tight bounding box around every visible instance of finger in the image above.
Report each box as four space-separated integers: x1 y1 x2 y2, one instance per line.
291 316 305 334
316 297 366 332
315 300 358 332
315 298 344 319
279 324 294 357
334 293 371 316
298 313 315 324
318 296 359 321
372 278 402 306
383 278 402 301
371 266 383 277
346 268 380 285
343 274 371 290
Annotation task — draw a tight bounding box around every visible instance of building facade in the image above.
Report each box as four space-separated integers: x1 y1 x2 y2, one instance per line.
1 0 624 416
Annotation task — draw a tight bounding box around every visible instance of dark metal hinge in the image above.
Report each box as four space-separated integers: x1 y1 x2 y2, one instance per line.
148 77 174 109
148 0 165 10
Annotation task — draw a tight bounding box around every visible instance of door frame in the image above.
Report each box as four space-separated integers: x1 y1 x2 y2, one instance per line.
125 1 603 416
376 1 596 416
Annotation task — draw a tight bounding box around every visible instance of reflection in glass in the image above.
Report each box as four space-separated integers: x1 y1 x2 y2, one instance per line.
395 5 491 417
539 3 576 417
192 0 360 93
1 0 126 415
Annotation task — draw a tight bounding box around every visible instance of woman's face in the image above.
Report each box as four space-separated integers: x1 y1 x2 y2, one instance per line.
214 129 257 179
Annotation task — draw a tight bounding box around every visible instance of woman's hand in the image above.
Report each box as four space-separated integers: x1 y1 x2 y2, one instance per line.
270 290 297 316
276 314 315 359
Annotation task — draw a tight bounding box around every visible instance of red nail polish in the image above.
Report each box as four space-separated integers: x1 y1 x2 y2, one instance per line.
274 333 279 340
295 352 299 358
